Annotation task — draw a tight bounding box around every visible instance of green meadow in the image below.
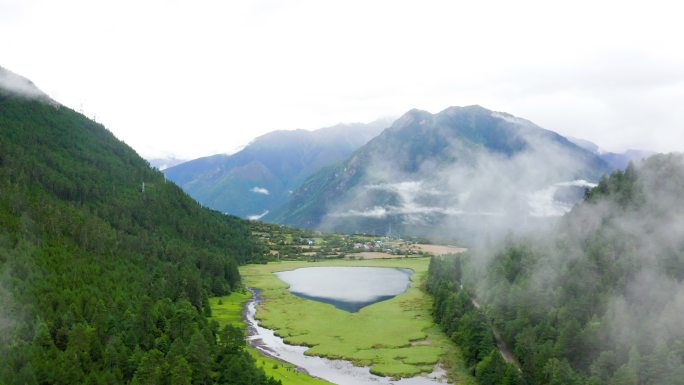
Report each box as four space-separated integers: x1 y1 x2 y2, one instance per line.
239 258 470 380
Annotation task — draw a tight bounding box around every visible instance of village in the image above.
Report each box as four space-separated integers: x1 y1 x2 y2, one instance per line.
249 221 466 261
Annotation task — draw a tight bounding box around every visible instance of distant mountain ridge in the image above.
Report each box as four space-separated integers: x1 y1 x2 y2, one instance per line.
600 149 655 169
147 156 188 170
164 119 389 218
270 105 612 239
567 137 655 170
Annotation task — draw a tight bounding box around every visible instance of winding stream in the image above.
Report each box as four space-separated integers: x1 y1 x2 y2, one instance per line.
245 288 450 385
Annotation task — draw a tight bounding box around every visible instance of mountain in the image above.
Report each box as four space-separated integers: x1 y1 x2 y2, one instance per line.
164 120 389 219
0 67 276 384
271 105 612 240
598 149 655 170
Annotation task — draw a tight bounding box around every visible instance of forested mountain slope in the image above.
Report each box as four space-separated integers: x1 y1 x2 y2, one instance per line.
0 67 276 385
164 120 387 219
429 153 684 385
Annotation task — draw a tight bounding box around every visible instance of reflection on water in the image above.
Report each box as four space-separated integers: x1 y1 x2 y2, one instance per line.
275 267 413 312
246 288 450 385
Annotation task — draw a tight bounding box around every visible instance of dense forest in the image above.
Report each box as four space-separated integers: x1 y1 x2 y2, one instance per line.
427 255 523 385
429 154 684 385
0 89 278 384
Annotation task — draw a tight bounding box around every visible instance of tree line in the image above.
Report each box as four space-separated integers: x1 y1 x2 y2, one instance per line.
427 255 523 385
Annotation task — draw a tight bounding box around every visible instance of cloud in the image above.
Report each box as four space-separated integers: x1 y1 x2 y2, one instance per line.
250 187 270 195
3 1 684 159
247 210 269 220
0 66 55 104
528 180 597 217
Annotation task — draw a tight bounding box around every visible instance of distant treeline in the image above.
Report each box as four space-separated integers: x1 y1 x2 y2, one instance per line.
428 154 684 385
0 93 278 384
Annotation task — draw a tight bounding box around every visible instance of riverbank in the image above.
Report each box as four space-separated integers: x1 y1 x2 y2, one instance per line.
209 291 332 385
239 258 472 381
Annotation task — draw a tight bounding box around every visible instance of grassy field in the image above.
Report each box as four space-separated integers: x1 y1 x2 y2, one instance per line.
209 292 333 385
239 258 472 380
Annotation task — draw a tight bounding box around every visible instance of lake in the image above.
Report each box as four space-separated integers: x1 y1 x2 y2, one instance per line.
275 266 413 312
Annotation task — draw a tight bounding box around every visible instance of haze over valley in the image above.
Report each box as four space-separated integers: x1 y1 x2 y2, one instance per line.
167 105 651 245
2 2 684 385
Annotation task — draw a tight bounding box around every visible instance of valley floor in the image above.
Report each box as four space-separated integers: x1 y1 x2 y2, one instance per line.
222 258 474 384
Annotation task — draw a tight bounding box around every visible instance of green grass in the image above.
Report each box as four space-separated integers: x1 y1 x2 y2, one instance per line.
209 291 251 327
239 258 471 380
209 292 333 385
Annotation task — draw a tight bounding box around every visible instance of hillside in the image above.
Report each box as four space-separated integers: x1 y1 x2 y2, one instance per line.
272 105 611 239
164 120 388 219
429 153 684 385
0 67 277 385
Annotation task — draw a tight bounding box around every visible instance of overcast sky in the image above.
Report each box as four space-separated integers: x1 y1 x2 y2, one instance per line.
2 0 683 159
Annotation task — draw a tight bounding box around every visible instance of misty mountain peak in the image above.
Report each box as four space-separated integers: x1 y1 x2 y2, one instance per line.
392 108 433 128
439 104 491 116
274 106 612 233
377 105 539 159
0 66 55 105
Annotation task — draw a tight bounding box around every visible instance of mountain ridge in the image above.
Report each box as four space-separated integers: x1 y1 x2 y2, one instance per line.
164 119 390 218
270 105 612 238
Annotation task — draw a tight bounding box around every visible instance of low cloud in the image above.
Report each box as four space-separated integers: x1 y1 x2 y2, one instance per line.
250 187 270 195
0 66 55 104
528 179 597 217
319 111 599 243
461 154 684 382
247 210 269 220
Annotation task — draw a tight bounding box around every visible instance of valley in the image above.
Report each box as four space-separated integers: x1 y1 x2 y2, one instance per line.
232 222 475 383
3 62 683 385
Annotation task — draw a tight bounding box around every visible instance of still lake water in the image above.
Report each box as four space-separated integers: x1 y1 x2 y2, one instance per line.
275 266 413 312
